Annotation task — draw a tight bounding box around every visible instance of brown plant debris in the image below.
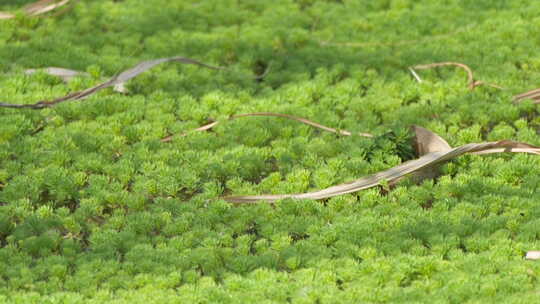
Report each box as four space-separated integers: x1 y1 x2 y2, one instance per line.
0 57 224 109
0 0 71 19
393 126 452 185
513 88 540 104
410 62 503 90
160 112 373 142
223 126 539 203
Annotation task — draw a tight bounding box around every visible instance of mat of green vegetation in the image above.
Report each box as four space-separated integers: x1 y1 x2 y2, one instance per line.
1 0 540 303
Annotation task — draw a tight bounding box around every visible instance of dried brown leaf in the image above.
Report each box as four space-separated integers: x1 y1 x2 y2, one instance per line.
0 56 224 109
412 125 452 156
393 126 452 186
160 112 373 142
223 128 539 203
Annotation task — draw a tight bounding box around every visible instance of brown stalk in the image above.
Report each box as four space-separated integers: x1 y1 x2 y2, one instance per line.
223 126 539 203
160 112 373 142
513 88 540 104
410 62 503 90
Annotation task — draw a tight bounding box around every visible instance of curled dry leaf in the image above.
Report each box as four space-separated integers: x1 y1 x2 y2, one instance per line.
513 88 540 104
25 67 88 83
0 56 223 109
410 62 503 90
413 126 452 156
223 126 539 203
160 112 373 142
0 0 71 19
390 126 452 186
526 251 540 260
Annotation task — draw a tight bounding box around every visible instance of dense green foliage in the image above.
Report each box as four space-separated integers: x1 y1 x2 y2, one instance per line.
1 0 540 302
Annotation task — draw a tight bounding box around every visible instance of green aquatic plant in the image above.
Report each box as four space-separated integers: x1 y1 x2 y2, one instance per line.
1 0 540 303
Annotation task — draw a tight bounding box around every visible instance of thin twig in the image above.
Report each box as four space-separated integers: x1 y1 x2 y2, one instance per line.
160 112 373 142
161 121 220 142
50 0 79 17
513 88 540 103
411 62 503 90
470 80 505 90
413 62 475 88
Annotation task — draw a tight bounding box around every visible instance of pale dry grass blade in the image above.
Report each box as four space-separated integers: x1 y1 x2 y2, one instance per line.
409 67 422 83
231 113 373 137
0 56 224 109
25 67 88 82
471 141 540 155
223 128 540 203
24 0 70 16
